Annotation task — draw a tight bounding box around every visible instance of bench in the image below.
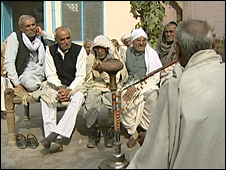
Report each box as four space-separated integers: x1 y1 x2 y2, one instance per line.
4 88 111 147
4 88 69 146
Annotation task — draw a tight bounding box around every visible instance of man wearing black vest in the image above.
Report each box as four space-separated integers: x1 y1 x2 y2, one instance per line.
4 15 54 92
40 26 87 154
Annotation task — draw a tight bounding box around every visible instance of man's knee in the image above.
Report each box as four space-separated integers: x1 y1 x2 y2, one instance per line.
71 91 85 102
22 79 40 92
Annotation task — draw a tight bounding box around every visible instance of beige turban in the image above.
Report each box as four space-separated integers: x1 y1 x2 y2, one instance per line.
91 35 115 54
121 33 131 44
130 27 148 42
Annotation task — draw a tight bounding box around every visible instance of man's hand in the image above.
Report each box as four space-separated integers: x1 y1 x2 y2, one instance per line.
57 88 72 102
15 84 26 92
36 26 44 36
122 85 136 102
92 61 103 73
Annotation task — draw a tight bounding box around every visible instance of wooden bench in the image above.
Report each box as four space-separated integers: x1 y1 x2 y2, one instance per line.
4 88 111 147
4 88 69 146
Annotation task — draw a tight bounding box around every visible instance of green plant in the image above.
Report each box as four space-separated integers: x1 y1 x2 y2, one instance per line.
130 1 170 48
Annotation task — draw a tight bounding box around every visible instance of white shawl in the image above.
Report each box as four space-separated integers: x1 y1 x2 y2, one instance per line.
127 49 225 169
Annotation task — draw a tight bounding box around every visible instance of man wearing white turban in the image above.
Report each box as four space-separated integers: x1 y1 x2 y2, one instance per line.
121 27 162 148
121 33 132 48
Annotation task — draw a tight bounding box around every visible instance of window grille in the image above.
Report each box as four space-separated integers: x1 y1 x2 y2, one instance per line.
62 1 103 42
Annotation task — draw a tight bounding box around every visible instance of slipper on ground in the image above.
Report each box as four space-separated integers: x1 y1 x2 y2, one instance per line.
16 134 28 149
27 133 39 149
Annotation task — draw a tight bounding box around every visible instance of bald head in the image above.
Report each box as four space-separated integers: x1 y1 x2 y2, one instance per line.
175 19 214 57
184 20 209 38
54 26 72 52
55 26 71 39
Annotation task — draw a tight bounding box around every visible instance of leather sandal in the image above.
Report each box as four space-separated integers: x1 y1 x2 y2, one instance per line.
16 134 28 149
104 127 115 147
50 139 63 154
87 127 101 148
127 136 137 148
27 133 39 149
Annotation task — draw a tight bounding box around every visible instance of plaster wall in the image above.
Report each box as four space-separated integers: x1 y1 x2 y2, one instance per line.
104 1 138 44
183 1 225 38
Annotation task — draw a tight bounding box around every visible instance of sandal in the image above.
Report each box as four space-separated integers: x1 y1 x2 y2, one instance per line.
16 134 28 149
87 127 101 148
27 133 39 149
50 139 63 154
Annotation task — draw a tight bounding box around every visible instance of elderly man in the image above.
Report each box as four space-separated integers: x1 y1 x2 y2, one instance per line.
4 15 54 92
121 28 162 148
76 35 128 148
156 21 178 86
121 33 132 48
40 26 87 154
127 19 225 169
83 40 92 56
111 38 126 59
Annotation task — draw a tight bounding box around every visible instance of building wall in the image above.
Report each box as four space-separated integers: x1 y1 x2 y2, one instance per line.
104 1 138 44
183 1 225 39
44 1 138 45
164 4 177 25
19 1 225 43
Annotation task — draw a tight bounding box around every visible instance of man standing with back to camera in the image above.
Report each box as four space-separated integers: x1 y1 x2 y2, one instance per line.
127 19 225 169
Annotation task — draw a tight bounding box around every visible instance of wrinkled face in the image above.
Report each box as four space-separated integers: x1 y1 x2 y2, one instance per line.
133 36 147 52
55 29 72 52
93 46 108 60
84 42 92 55
20 18 36 39
164 24 177 44
124 38 132 48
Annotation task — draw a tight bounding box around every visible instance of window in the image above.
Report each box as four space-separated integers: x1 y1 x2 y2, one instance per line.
62 1 103 42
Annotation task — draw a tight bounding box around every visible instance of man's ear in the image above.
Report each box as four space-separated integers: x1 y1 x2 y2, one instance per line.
19 27 23 32
174 42 179 53
174 42 180 58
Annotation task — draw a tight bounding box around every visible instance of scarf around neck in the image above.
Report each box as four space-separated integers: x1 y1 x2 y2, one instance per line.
22 33 45 65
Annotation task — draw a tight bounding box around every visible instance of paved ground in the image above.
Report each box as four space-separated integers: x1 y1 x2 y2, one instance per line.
1 103 140 169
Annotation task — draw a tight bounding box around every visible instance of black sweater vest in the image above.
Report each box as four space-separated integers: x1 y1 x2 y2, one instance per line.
15 31 32 77
49 43 82 86
15 31 46 77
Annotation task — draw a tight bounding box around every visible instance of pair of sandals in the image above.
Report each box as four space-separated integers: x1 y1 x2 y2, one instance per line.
87 126 115 148
16 133 39 149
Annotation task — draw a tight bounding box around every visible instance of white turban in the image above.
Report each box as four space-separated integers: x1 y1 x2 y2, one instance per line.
123 28 162 74
121 33 131 44
130 27 148 42
91 35 115 54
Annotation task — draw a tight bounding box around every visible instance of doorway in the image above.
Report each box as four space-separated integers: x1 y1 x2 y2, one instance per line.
11 1 44 31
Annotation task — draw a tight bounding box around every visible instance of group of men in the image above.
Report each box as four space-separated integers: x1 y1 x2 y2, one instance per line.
1 14 224 169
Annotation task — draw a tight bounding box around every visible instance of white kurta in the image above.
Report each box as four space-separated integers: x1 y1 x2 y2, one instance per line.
41 45 87 138
127 49 225 169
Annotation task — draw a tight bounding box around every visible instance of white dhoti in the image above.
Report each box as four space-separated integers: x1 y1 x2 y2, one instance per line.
121 73 160 135
121 87 158 135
